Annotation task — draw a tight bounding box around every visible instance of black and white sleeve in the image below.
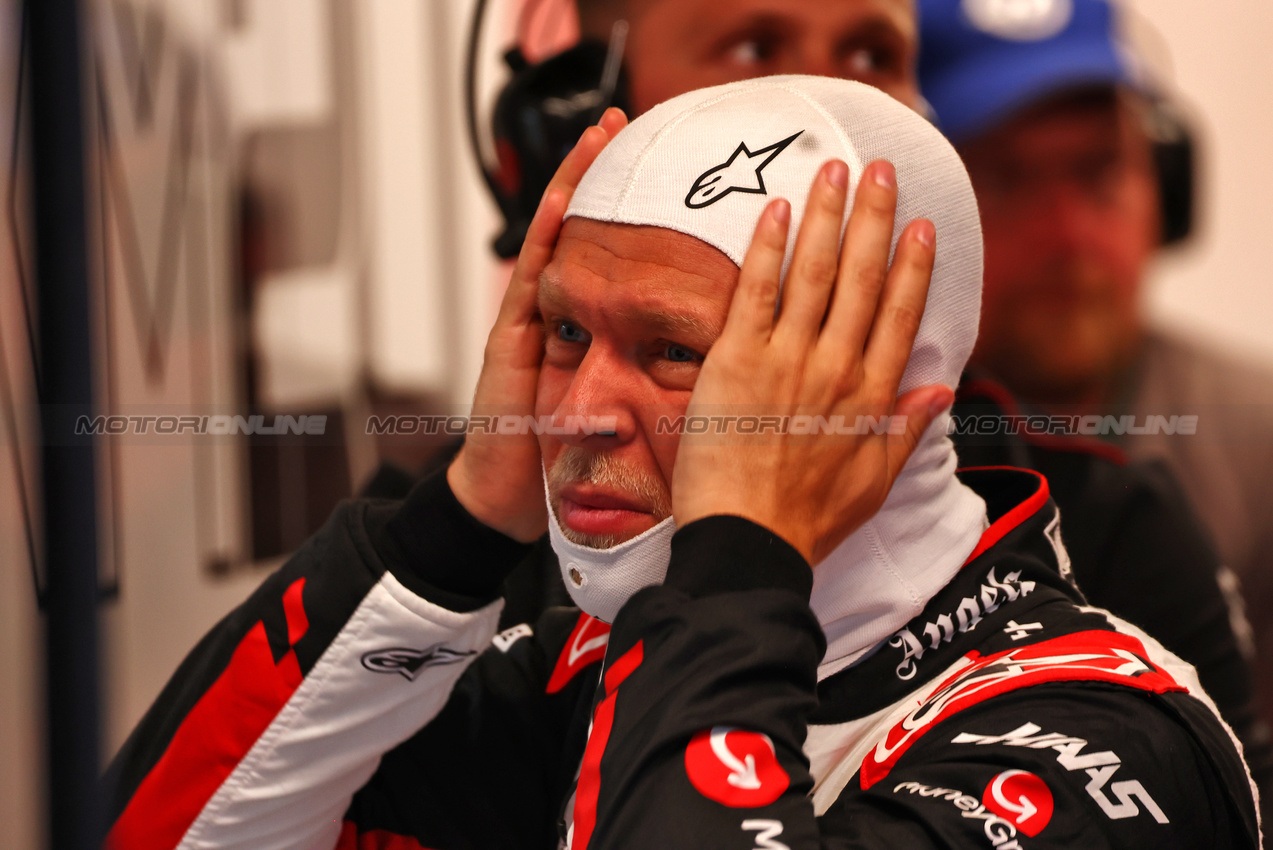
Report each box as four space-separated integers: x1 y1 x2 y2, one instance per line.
104 470 532 850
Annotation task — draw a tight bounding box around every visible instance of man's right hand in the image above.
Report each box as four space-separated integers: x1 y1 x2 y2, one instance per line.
448 108 628 542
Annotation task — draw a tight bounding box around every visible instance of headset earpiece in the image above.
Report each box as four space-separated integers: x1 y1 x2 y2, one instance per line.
484 40 631 258
1144 97 1195 247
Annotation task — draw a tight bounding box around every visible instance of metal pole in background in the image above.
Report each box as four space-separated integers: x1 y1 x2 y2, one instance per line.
27 0 103 846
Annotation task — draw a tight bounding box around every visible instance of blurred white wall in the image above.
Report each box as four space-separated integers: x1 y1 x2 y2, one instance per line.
79 0 505 763
1126 0 1273 364
1 2 505 847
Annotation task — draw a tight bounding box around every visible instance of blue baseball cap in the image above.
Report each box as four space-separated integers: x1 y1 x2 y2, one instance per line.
918 0 1143 145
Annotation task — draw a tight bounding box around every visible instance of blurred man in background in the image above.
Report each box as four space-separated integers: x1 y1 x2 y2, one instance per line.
575 0 921 111
918 0 1273 745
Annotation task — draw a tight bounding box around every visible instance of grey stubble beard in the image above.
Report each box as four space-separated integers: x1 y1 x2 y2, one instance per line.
546 446 672 548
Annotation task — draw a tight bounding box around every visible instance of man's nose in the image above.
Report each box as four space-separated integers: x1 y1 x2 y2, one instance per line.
1050 186 1105 253
789 47 838 79
1025 180 1104 256
550 348 638 449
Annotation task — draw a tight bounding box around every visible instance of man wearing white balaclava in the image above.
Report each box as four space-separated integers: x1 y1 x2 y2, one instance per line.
105 77 1260 850
546 75 988 678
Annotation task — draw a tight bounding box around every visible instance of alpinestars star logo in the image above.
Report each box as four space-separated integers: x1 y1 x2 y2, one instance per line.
685 131 803 209
361 645 476 681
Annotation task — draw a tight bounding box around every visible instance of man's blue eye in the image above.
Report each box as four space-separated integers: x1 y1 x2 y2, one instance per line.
557 322 586 343
665 344 698 363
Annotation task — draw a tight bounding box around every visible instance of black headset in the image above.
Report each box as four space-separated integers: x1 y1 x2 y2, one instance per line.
465 0 632 258
1144 96 1195 247
466 1 1194 257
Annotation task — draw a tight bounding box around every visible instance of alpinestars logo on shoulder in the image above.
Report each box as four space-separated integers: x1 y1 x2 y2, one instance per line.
361 645 476 681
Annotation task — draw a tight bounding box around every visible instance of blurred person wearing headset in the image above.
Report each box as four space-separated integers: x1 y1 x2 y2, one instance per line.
918 0 1273 769
459 0 1269 796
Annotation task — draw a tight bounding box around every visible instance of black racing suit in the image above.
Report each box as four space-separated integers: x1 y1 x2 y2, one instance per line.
104 467 1261 849
952 375 1272 817
362 376 1270 802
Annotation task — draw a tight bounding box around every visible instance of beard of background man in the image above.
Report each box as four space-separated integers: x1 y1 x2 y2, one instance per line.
972 253 1144 405
959 89 1160 409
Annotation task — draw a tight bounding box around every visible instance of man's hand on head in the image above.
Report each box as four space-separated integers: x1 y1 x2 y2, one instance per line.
671 159 952 565
448 108 629 543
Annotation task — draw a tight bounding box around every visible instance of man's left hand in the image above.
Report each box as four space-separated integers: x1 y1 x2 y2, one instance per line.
671 159 952 565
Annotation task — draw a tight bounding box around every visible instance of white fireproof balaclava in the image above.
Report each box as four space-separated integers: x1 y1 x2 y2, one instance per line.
549 75 989 677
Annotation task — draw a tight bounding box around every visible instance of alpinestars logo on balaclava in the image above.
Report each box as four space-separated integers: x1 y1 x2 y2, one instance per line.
685 131 803 209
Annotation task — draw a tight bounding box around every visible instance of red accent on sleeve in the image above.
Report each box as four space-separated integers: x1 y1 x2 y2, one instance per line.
336 820 437 849
983 770 1054 837
284 577 309 646
546 613 610 694
602 640 642 692
570 640 644 850
685 727 790 807
107 578 309 850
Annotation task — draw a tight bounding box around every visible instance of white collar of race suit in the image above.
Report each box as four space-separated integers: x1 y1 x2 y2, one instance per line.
545 426 988 676
810 418 988 679
545 471 677 625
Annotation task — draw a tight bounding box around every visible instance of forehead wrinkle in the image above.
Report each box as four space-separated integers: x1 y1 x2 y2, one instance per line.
611 300 721 343
542 263 725 344
538 268 571 312
597 254 729 343
542 223 736 344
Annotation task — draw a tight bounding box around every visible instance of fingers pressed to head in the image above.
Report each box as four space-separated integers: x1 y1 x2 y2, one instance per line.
862 218 936 394
597 106 628 139
518 128 606 276
503 188 569 324
506 113 625 324
821 161 900 354
522 187 569 254
724 199 791 342
886 383 954 480
774 160 850 341
545 124 611 200
546 109 625 197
